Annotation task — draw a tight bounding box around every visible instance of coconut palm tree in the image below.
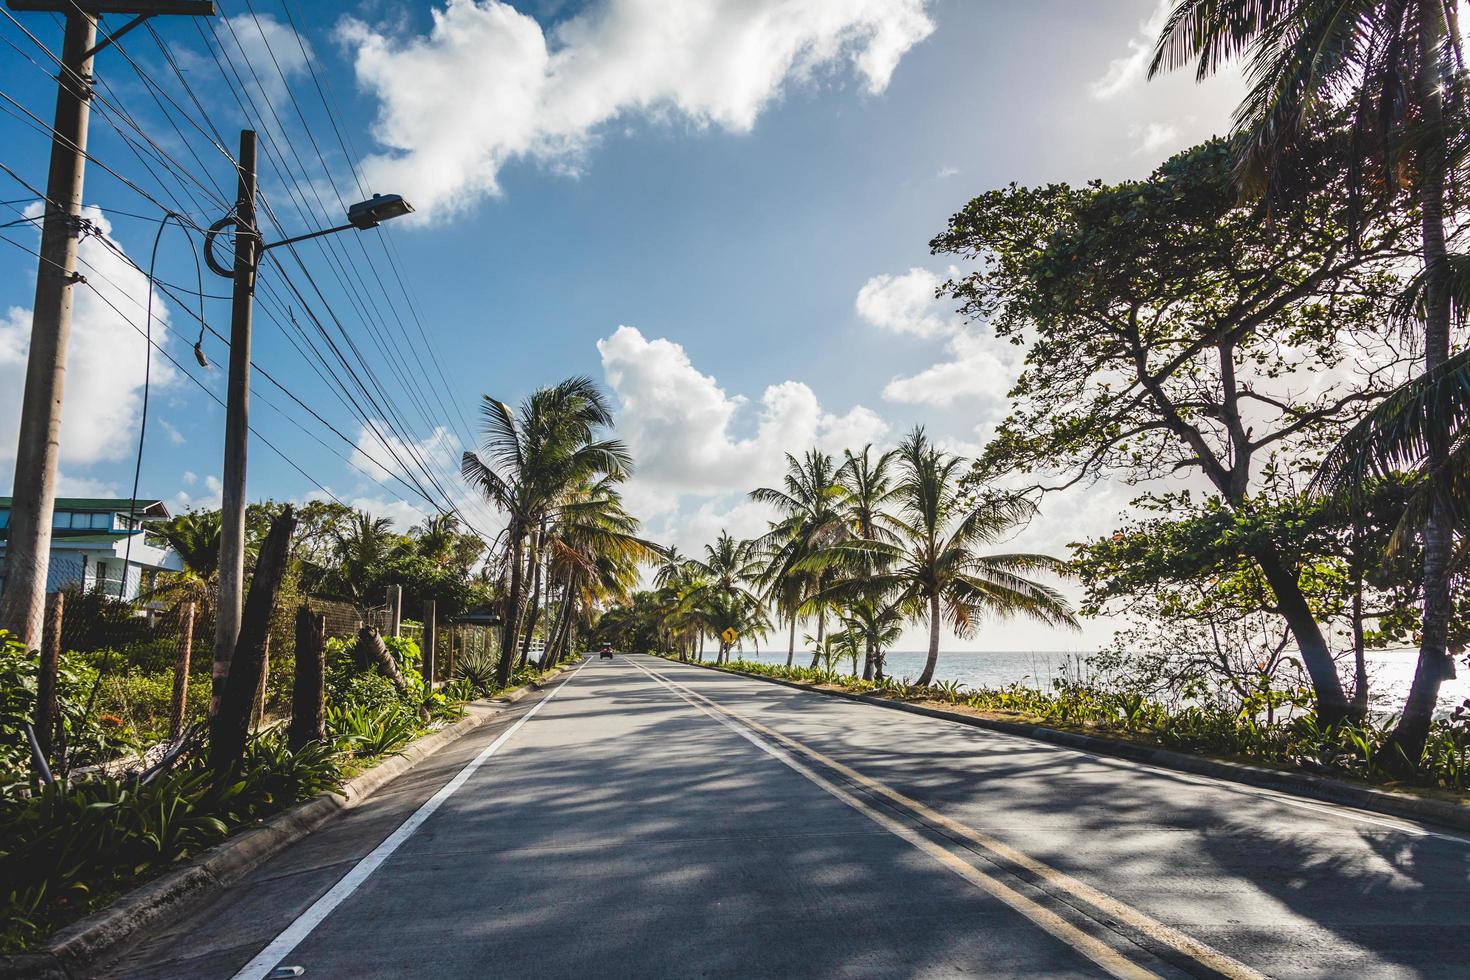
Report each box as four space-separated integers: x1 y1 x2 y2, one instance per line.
808 427 1078 687
461 376 632 687
752 450 850 668
838 594 906 682
1151 0 1466 753
838 445 900 678
322 513 408 610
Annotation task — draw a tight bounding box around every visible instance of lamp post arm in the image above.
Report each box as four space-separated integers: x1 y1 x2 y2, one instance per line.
262 222 356 251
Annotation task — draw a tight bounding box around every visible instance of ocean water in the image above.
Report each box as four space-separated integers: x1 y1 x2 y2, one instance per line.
729 647 1470 714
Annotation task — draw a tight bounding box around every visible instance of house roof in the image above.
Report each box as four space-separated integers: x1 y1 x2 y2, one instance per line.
0 497 170 518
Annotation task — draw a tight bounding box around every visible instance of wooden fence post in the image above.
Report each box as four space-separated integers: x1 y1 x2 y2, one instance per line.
388 584 402 638
290 606 326 750
34 591 62 764
170 601 196 739
252 633 270 731
421 599 436 696
445 624 456 684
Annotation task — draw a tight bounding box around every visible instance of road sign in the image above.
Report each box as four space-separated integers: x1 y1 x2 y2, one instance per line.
721 627 738 645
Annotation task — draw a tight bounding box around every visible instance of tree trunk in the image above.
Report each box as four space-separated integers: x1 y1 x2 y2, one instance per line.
1390 35 1457 769
354 626 409 695
169 601 195 739
289 607 326 750
916 593 942 687
498 523 524 689
1349 573 1369 720
211 509 297 775
810 604 825 669
1253 550 1350 724
862 636 874 681
786 615 796 668
519 526 544 668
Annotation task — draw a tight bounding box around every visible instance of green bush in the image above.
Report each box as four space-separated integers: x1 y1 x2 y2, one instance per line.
0 632 132 778
0 729 340 954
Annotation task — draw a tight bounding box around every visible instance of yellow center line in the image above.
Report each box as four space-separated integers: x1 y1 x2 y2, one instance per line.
630 657 1268 980
624 657 1161 980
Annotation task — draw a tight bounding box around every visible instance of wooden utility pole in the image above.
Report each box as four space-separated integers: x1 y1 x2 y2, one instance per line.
421 599 436 695
211 128 256 718
0 1 215 651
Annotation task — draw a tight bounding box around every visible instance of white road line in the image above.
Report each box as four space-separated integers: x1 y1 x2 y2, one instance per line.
230 660 590 980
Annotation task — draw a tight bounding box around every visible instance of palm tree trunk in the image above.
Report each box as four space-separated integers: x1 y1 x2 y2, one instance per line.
519 527 544 668
810 604 825 669
1391 40 1457 766
916 593 941 687
862 636 874 681
786 614 796 668
497 523 524 689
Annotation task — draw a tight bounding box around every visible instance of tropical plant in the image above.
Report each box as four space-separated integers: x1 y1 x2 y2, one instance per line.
1150 0 1467 764
461 376 633 687
808 427 1078 686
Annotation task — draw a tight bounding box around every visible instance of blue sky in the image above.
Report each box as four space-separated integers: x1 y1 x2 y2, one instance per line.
0 0 1243 649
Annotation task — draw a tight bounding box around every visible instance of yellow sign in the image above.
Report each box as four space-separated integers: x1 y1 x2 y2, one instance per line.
721 627 738 645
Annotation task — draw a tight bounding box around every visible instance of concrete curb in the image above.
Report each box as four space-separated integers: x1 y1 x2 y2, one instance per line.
669 658 1470 836
1 665 572 980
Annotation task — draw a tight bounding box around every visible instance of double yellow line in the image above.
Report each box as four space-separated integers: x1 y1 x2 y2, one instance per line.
626 657 1265 980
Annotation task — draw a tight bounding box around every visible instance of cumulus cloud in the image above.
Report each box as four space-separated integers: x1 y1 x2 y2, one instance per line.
854 265 1018 410
854 266 957 338
1131 120 1182 157
338 0 935 219
350 421 460 486
0 208 176 472
1088 0 1170 101
598 325 888 521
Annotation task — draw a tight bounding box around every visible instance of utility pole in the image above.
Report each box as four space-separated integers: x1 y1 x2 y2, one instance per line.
0 1 214 651
211 129 255 717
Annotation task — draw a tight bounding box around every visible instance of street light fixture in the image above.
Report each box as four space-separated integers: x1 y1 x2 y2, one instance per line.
203 192 415 275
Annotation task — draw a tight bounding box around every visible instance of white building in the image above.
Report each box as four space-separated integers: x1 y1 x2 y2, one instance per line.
0 497 184 602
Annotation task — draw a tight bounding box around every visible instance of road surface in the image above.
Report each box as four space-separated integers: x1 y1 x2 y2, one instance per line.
102 655 1470 979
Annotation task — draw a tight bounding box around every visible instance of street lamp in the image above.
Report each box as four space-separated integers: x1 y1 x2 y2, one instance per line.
200 150 415 717
204 192 415 274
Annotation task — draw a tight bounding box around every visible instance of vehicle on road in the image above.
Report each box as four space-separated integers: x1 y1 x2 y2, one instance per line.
599 643 614 660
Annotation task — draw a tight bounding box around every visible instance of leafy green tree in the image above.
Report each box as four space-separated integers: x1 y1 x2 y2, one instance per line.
1150 0 1467 764
461 377 632 686
932 135 1410 721
810 428 1077 687
838 445 900 678
752 450 850 668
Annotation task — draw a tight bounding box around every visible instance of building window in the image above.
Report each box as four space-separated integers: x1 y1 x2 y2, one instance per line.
52 511 71 528
0 509 8 528
90 512 110 529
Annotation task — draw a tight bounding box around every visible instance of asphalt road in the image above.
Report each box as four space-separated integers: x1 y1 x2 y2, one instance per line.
100 655 1470 979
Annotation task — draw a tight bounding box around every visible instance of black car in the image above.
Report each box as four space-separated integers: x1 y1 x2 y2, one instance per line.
599 644 614 660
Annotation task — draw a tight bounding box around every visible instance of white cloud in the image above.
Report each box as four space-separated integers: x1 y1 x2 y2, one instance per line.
936 165 960 179
854 266 958 338
172 474 222 513
882 328 1019 408
56 473 119 497
598 325 888 522
350 421 459 486
0 208 177 472
339 0 935 219
212 14 313 103
1089 0 1170 101
1130 120 1181 156
855 265 1019 410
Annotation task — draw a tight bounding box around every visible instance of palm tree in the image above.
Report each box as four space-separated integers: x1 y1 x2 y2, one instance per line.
413 512 461 567
838 594 906 682
461 376 632 687
838 445 900 678
1151 0 1465 754
808 428 1078 687
685 532 763 662
323 513 407 610
752 450 850 668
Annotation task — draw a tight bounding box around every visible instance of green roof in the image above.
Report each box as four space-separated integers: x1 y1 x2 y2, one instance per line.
0 497 168 516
